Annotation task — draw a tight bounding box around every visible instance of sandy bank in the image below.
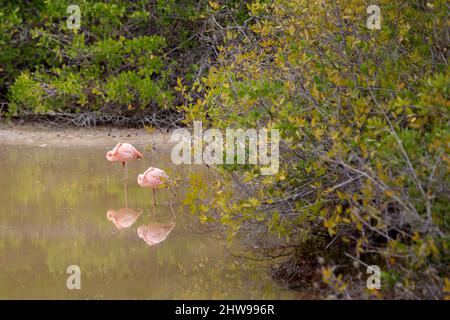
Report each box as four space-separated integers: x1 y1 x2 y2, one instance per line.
0 122 176 147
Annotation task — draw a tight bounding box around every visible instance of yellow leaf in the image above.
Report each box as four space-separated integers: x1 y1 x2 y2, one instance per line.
208 1 221 10
144 125 156 133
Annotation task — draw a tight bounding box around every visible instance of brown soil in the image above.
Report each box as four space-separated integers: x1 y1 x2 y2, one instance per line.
0 122 177 147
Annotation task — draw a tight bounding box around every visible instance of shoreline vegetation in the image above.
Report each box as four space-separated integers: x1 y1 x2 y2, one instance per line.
1 108 183 128
1 0 448 299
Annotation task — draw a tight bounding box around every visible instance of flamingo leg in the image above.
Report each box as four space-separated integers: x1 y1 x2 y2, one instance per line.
122 162 128 207
152 188 157 208
124 181 128 208
122 162 127 181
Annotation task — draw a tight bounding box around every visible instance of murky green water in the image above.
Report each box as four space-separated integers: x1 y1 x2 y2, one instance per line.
0 143 297 299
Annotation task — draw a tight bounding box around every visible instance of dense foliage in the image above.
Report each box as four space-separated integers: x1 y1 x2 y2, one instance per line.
180 0 449 299
1 0 448 299
0 0 238 125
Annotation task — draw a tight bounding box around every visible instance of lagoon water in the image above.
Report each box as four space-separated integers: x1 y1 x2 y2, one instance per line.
0 143 297 299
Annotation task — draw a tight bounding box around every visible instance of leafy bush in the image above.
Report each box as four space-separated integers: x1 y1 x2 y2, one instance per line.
0 0 221 122
1 0 448 299
181 0 449 299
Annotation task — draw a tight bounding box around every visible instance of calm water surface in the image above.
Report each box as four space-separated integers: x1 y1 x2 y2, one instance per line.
0 143 297 299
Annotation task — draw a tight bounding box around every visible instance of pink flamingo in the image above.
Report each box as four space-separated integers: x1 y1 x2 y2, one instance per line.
137 167 169 208
137 221 176 247
106 143 143 181
106 208 142 230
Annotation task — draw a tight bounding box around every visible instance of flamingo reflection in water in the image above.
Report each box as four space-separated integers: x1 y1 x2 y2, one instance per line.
107 208 142 230
106 180 142 230
137 219 176 247
137 183 177 247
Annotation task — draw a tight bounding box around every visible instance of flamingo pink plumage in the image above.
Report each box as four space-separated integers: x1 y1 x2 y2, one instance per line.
106 143 143 166
106 143 143 182
137 167 169 207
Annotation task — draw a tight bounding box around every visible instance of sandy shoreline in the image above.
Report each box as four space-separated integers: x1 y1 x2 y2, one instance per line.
0 122 176 147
